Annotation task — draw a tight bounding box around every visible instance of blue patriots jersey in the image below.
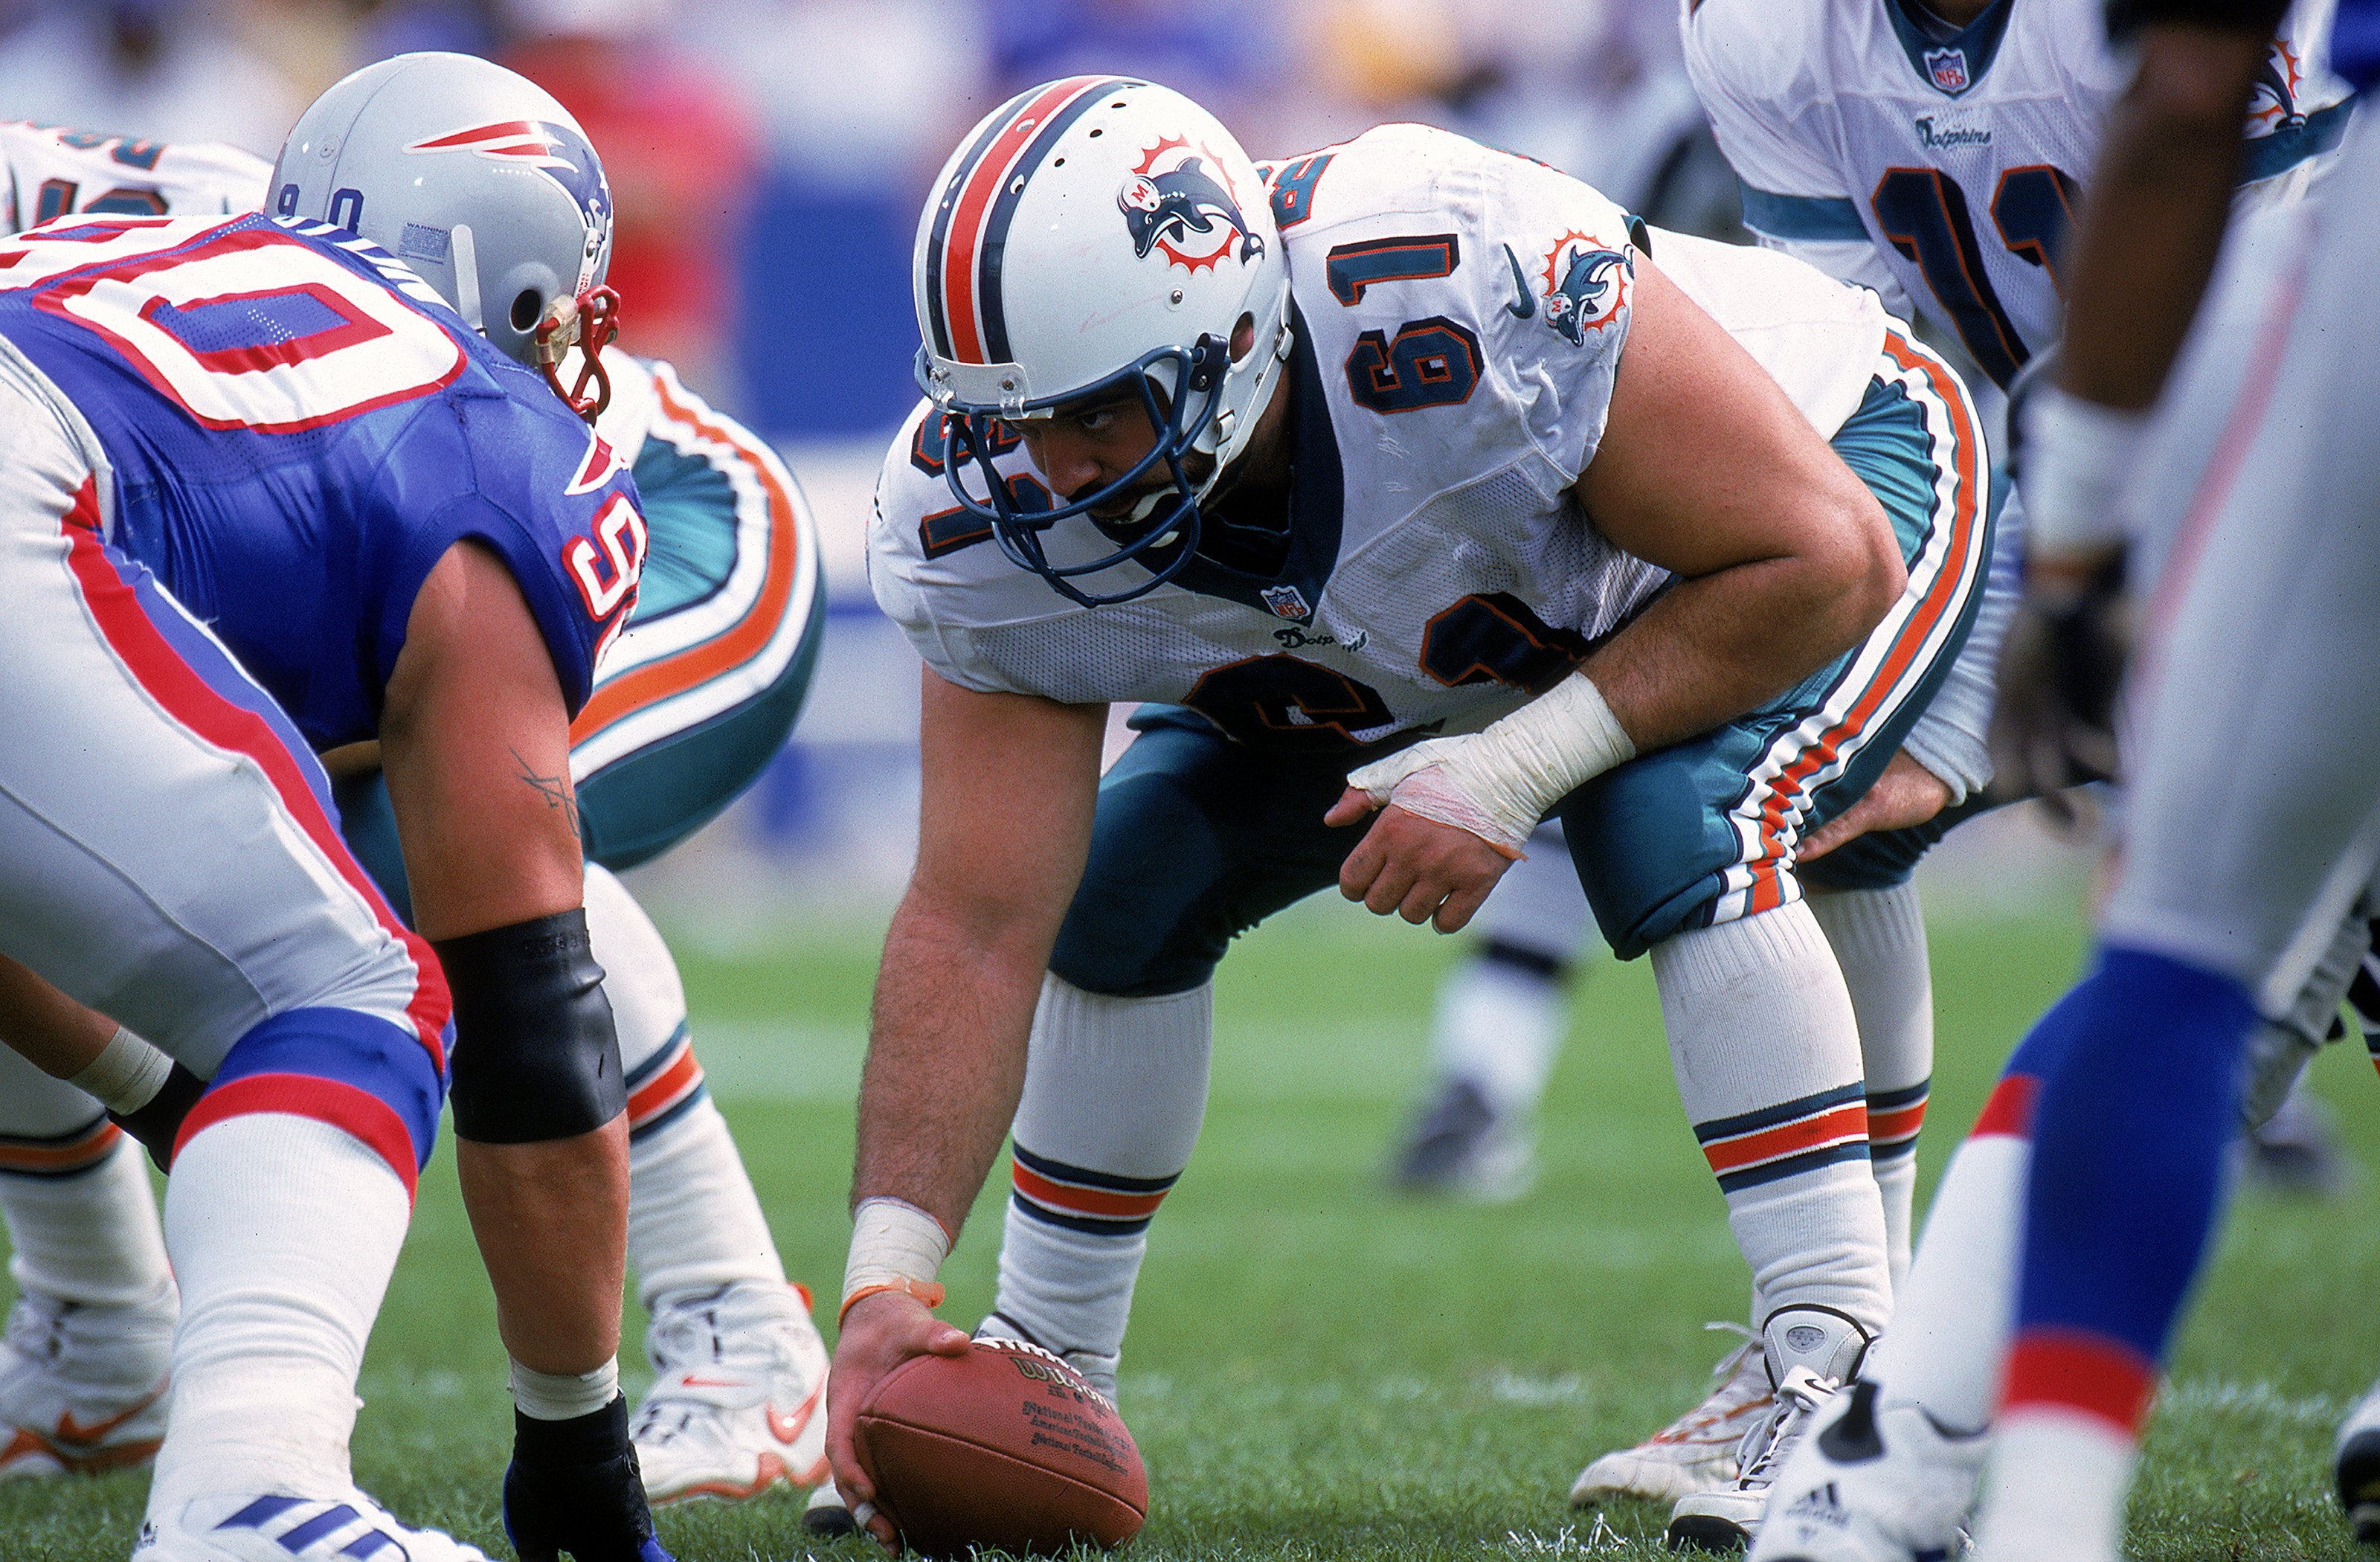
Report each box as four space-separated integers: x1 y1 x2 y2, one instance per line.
0 211 647 748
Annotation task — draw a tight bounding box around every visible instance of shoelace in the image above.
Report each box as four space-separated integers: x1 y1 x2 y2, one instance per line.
1734 1366 1841 1489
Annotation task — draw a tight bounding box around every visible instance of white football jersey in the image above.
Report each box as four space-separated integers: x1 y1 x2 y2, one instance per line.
1683 0 2352 388
0 121 268 237
871 124 1891 748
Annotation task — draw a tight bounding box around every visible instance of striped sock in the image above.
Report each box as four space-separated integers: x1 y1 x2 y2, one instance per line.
0 1129 172 1310
1811 883 1934 1291
585 864 788 1309
989 977 1210 1395
1653 903 1890 1336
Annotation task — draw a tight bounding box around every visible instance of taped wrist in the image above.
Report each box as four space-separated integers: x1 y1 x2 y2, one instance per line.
438 909 625 1143
2019 384 2152 554
841 1196 952 1323
1345 673 1636 852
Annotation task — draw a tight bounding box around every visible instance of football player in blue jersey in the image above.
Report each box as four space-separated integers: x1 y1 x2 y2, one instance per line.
0 100 840 1517
0 52 704 1562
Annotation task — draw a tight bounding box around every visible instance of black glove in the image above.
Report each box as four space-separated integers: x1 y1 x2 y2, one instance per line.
1987 548 2129 816
503 1396 674 1562
108 1061 208 1172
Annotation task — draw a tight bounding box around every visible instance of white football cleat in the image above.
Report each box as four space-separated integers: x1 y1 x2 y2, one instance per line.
1666 1306 1873 1552
132 1492 492 1562
1572 1325 1771 1506
631 1279 829 1503
0 1283 176 1478
1746 1378 1985 1562
2336 1373 2380 1543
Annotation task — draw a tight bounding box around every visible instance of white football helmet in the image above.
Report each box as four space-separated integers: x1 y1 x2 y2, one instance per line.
912 77 1292 606
270 52 620 418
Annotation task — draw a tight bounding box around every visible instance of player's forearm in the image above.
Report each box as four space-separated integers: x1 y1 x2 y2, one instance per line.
852 894 1049 1239
0 953 118 1078
1586 533 1903 753
456 1123 629 1375
2056 26 2270 411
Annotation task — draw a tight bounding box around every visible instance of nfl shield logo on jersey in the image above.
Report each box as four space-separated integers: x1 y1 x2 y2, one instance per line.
1923 47 1972 94
1260 584 1312 621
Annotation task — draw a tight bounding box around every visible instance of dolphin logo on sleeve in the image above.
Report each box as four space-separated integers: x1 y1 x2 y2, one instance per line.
1540 237 1631 347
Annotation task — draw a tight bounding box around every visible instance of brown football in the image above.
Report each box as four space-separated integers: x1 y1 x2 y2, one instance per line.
854 1338 1148 1557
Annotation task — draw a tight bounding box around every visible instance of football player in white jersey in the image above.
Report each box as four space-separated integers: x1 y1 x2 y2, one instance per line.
820 77 1998 1549
0 123 837 1511
1734 1 2380 1559
1510 0 2361 1528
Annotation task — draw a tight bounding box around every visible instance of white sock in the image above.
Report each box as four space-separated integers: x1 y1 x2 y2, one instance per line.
1868 1114 2030 1432
1810 883 1933 1291
1652 902 1891 1336
1427 954 1567 1117
629 1094 785 1311
991 977 1211 1395
1969 1408 2137 1562
0 1134 173 1310
148 1114 407 1515
581 864 789 1311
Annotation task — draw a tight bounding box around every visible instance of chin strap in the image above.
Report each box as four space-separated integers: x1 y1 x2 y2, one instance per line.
534 285 622 424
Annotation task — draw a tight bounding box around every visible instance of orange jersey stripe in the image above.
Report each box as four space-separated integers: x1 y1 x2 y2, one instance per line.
1746 335 1982 912
1701 1102 1871 1176
1010 1160 1170 1221
569 379 800 740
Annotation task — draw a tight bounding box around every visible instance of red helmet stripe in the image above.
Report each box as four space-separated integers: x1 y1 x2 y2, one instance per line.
408 120 544 150
939 75 1108 365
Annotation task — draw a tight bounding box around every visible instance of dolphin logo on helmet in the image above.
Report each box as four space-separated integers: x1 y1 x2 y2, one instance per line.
1117 151 1263 271
1541 236 1630 347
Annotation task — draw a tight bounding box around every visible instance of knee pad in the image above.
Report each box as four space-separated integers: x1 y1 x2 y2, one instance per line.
180 1005 446 1194
440 909 625 1144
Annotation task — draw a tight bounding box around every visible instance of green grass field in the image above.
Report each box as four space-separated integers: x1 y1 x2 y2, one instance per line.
6 894 2380 1561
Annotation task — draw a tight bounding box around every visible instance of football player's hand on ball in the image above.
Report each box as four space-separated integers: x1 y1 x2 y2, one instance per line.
502 1398 673 1562
826 1289 974 1554
1326 792 1515 933
1798 748 1953 862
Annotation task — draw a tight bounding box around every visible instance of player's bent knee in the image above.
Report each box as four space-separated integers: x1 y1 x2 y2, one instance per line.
178 1005 446 1193
438 908 625 1143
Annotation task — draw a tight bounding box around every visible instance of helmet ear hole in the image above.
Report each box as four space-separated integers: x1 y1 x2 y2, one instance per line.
510 289 544 332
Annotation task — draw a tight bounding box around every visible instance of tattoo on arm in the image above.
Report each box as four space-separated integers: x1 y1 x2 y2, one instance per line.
512 747 582 837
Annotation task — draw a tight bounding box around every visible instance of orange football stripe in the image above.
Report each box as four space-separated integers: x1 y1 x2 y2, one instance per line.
1699 1102 1871 1176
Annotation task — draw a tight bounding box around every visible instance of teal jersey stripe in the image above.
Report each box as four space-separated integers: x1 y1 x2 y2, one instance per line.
1739 183 1870 242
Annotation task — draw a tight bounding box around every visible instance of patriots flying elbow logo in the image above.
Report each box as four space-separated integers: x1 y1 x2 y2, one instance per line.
1540 234 1630 347
1118 139 1263 272
406 119 611 235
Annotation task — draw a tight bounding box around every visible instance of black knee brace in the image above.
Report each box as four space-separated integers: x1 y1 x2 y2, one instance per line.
437 909 625 1143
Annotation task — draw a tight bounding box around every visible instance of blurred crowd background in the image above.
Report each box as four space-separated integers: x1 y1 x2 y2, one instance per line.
7 0 2072 940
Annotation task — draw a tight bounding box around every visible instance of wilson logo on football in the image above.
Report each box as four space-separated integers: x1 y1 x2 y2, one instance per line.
1117 136 1264 273
1540 231 1630 347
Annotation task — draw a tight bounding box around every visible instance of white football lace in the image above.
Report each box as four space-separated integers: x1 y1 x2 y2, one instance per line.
1735 1366 1839 1489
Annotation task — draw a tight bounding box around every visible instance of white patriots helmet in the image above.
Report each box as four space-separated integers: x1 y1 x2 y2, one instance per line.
270 51 621 419
913 77 1291 607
